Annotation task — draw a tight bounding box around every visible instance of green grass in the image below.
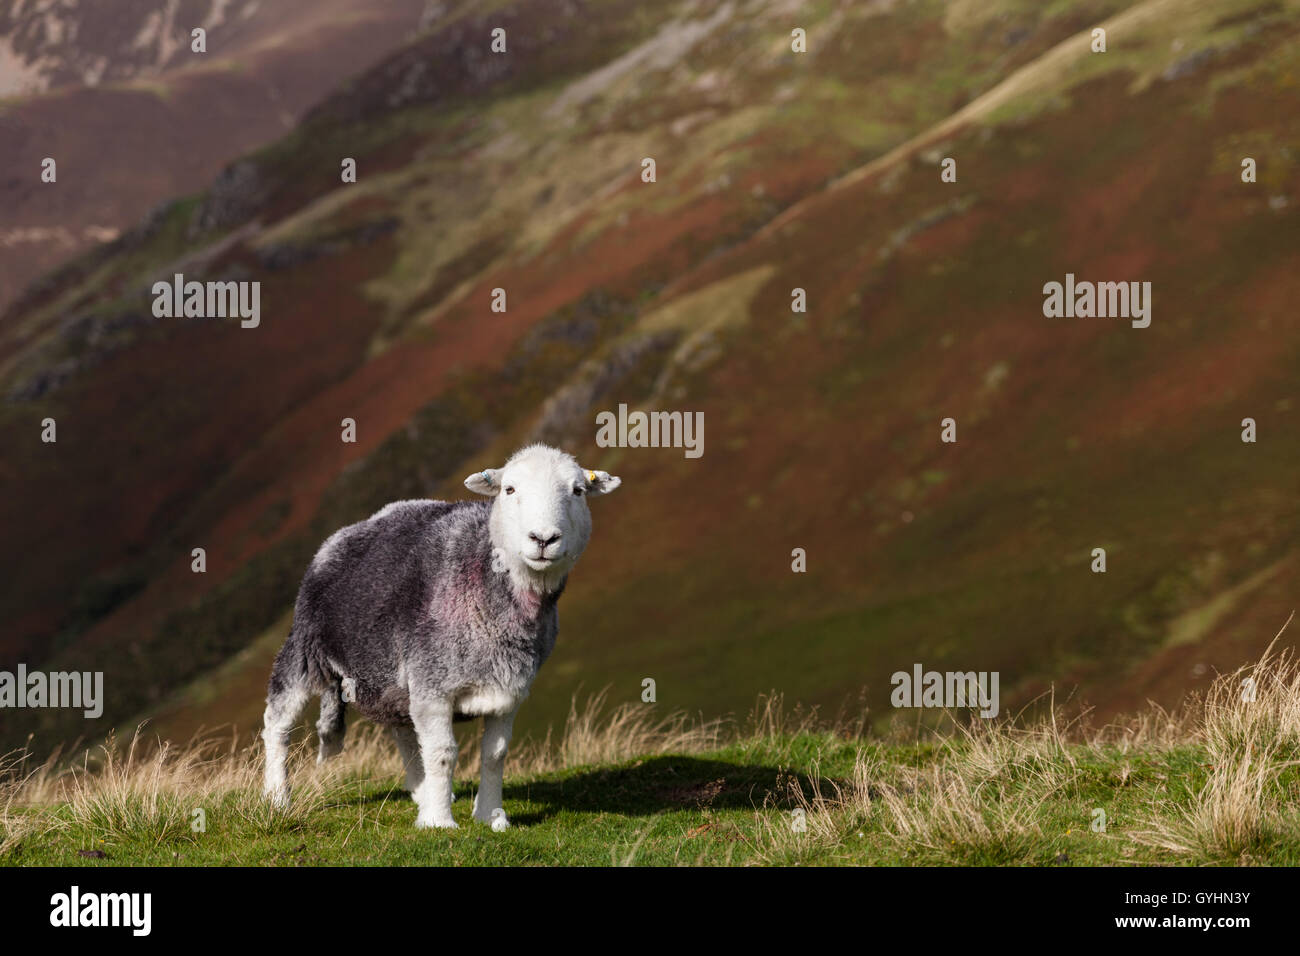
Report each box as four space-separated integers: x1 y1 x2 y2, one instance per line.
6 646 1300 866
4 733 1297 867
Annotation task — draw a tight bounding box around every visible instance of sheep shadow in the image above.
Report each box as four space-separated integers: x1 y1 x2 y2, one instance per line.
498 755 828 826
337 757 839 823
350 786 415 806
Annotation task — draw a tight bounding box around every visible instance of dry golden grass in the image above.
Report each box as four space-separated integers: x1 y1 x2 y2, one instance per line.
0 792 57 857
1129 739 1295 859
1129 617 1300 860
754 752 879 861
500 687 725 775
875 766 1048 864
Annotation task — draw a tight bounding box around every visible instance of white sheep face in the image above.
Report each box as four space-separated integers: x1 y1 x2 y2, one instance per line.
465 445 620 591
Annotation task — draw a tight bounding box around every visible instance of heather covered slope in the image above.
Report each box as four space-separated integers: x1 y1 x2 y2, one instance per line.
1 0 1298 753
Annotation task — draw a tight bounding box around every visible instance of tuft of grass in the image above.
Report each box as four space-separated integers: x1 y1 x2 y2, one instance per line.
1131 739 1299 861
875 765 1050 865
1130 616 1300 862
1199 623 1300 762
494 687 725 776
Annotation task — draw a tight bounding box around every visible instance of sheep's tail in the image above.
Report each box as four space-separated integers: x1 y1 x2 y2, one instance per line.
267 618 338 700
264 616 350 798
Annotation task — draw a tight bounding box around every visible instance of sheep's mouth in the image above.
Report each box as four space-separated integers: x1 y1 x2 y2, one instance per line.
524 553 561 570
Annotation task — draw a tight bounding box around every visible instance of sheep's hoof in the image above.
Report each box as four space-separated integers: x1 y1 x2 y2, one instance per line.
472 800 508 828
415 816 459 830
264 785 291 810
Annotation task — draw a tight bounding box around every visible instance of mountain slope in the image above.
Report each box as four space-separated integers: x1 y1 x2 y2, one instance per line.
0 0 427 311
1 0 1297 752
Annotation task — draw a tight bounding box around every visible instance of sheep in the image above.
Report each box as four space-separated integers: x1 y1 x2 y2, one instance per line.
261 443 621 828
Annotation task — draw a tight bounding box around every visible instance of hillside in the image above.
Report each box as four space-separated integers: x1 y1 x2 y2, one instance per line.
0 0 426 311
1 0 1298 755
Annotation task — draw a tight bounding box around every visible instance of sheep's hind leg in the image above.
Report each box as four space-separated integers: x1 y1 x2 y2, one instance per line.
409 697 458 829
473 708 517 827
316 684 346 763
263 682 310 809
390 724 432 795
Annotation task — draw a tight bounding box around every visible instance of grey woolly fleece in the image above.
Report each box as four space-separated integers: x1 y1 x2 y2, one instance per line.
267 498 561 726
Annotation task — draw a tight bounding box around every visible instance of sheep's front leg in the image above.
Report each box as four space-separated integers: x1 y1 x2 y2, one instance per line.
409 696 458 829
473 707 517 827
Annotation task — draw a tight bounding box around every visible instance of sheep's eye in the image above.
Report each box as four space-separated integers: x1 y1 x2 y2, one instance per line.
504 486 515 496
573 486 584 496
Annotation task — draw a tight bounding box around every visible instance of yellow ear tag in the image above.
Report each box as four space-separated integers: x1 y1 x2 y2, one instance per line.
588 471 598 482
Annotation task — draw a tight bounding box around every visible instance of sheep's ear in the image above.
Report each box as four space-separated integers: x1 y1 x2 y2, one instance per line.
465 468 502 496
582 469 621 496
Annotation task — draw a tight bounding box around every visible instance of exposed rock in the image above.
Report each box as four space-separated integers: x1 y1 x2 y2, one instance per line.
1162 46 1218 81
255 218 400 270
189 161 268 237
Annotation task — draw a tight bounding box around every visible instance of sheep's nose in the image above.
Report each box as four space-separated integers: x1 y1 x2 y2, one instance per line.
529 529 562 548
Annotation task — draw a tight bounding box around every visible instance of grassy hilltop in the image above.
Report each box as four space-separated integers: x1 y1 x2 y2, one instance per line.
4 640 1299 866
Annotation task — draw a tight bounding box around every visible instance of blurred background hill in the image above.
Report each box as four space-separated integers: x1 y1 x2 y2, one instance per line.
1 0 1297 754
0 0 427 313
